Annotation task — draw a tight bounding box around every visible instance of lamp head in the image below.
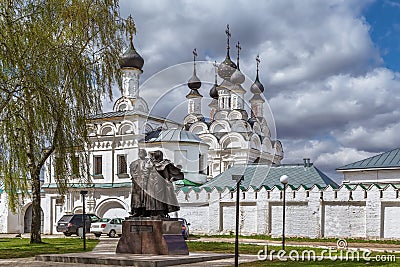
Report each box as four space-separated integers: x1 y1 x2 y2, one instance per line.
280 175 289 185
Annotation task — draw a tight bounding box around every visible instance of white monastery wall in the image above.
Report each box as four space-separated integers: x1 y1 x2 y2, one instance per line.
176 184 400 239
382 204 400 238
4 183 400 239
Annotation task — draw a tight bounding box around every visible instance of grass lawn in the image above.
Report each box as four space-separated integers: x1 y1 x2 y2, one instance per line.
0 238 99 258
188 241 400 266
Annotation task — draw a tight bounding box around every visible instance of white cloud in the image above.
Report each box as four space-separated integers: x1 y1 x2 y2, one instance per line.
114 0 400 181
337 122 400 152
282 138 376 182
270 68 400 138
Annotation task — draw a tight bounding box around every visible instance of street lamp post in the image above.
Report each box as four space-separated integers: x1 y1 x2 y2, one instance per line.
232 174 244 267
280 175 289 251
80 190 88 251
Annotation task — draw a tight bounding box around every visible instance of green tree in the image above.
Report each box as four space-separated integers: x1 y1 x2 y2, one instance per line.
0 0 132 243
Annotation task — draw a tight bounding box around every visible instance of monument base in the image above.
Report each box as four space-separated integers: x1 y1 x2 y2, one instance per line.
116 218 189 255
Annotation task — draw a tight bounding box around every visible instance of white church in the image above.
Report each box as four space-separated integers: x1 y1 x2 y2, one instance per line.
0 25 286 235
4 25 400 240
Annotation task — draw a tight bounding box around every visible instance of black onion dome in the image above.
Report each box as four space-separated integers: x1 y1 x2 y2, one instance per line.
187 72 201 90
119 40 144 70
250 74 265 94
218 55 237 80
209 83 219 99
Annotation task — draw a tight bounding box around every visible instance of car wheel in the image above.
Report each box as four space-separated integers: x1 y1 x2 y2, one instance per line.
94 233 101 238
109 229 116 238
64 233 72 237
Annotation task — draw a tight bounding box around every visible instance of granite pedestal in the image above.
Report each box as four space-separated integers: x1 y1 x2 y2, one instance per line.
116 218 189 255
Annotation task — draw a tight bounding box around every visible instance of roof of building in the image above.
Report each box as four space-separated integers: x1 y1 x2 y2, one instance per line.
89 110 180 125
145 128 206 144
337 148 400 171
89 110 138 119
175 179 203 187
199 163 338 191
41 182 132 190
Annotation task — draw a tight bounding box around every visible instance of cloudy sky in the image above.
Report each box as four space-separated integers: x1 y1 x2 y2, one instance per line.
111 0 400 181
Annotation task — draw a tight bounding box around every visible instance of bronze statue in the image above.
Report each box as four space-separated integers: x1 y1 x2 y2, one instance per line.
129 149 150 217
129 149 184 218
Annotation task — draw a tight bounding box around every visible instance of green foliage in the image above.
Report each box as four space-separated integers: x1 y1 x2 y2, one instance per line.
0 0 133 242
0 238 98 258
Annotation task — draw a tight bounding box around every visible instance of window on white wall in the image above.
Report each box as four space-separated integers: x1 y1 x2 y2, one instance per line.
199 154 205 174
94 156 102 175
232 95 238 109
117 155 127 174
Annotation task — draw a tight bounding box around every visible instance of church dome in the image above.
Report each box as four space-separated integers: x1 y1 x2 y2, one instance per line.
119 41 144 70
230 69 245 85
218 55 237 80
209 82 219 99
250 75 264 94
187 72 201 90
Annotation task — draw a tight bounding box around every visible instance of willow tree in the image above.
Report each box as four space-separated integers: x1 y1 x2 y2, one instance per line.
0 0 133 243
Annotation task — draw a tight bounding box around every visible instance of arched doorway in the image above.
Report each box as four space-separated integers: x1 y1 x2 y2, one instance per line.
96 199 129 218
24 205 44 233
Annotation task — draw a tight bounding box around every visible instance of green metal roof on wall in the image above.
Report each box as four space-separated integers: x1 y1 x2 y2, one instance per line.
199 163 338 191
337 148 400 171
175 179 202 187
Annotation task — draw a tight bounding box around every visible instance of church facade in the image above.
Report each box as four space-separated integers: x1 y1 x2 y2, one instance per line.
2 25 285 235
2 25 400 239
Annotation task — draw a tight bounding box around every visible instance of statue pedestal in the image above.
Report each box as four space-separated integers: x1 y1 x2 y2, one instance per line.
116 218 189 255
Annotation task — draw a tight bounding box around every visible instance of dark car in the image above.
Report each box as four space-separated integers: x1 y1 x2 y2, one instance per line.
56 214 100 236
